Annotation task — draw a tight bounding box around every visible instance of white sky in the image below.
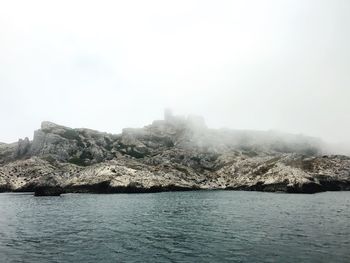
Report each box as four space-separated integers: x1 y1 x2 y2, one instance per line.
0 0 349 143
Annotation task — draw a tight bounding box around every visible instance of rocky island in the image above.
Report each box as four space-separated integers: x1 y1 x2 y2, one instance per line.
1 111 349 195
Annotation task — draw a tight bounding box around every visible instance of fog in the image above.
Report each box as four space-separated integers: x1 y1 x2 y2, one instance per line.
1 0 349 149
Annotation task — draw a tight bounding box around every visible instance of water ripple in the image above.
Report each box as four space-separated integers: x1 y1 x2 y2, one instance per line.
0 191 349 262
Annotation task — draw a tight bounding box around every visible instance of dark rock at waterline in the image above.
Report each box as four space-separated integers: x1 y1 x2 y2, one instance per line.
34 186 64 196
63 181 199 194
319 179 350 191
286 182 325 194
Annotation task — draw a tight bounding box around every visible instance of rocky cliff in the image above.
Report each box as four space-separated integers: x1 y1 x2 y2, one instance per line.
0 113 349 195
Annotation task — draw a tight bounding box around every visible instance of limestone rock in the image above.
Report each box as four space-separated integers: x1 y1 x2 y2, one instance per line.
15 137 31 157
0 113 349 194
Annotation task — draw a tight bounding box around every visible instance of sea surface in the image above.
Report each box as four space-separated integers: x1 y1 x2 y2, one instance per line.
0 191 349 263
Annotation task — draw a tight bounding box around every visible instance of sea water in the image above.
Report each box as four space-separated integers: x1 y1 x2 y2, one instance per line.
0 191 349 262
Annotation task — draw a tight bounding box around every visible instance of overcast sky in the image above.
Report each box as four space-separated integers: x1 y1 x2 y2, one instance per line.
0 0 349 143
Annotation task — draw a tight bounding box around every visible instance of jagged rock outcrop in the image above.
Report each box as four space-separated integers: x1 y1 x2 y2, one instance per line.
15 137 30 157
29 121 118 165
0 113 349 195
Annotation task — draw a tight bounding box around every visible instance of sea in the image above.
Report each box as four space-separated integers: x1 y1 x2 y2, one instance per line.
0 191 349 263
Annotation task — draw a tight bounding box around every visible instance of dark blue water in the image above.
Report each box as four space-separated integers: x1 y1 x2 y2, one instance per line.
0 191 349 263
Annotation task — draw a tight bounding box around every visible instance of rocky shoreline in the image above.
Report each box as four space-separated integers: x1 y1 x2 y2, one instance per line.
1 112 349 195
3 179 350 196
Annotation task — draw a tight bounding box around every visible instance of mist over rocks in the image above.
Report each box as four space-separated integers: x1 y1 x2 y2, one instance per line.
0 111 349 195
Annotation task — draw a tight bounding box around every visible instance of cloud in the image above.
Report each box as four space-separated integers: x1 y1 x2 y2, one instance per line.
0 0 349 144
